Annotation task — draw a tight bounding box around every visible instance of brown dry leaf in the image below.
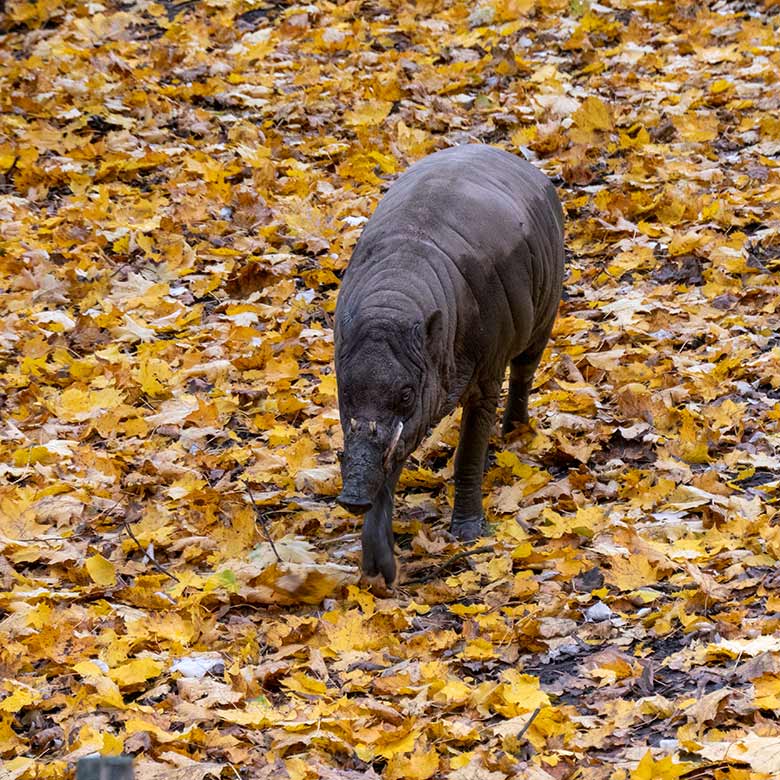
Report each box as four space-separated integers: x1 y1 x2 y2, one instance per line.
692 733 780 773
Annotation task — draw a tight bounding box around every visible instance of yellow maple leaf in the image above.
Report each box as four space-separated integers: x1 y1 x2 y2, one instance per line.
12 445 56 467
396 120 435 159
346 585 376 616
434 678 473 707
356 724 421 762
668 230 707 256
538 507 595 539
676 408 710 464
587 656 637 686
109 657 164 688
281 672 328 697
631 751 694 779
100 731 124 756
449 603 489 616
85 554 116 587
73 662 125 708
284 757 311 780
605 554 658 591
0 152 17 172
56 387 124 422
461 637 495 661
0 684 41 713
673 113 719 142
374 729 420 760
0 715 22 754
512 570 540 599
385 741 439 780
73 660 105 677
166 473 207 500
343 100 394 127
125 717 188 743
578 96 613 130
263 355 301 385
494 671 549 717
138 355 173 397
337 153 384 185
313 373 337 404
399 467 443 489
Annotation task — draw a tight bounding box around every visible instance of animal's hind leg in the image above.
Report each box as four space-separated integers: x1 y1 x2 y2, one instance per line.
451 381 500 541
502 345 546 435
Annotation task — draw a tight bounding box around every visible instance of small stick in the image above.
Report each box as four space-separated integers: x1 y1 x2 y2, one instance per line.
516 706 541 741
318 532 360 546
122 519 179 583
227 763 241 780
248 489 282 563
403 545 495 585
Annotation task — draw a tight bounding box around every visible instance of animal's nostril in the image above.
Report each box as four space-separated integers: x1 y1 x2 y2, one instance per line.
337 495 373 515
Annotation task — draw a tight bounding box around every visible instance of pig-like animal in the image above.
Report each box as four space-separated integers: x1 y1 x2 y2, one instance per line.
334 144 564 584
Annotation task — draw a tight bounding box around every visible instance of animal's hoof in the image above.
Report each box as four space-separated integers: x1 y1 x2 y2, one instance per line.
359 570 397 596
501 420 531 438
450 515 486 541
361 545 398 588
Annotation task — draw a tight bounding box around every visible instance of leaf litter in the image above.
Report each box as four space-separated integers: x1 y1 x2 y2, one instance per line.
1 0 780 777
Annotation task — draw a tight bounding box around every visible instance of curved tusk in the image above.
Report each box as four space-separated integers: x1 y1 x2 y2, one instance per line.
383 420 404 470
369 420 377 434
350 417 357 431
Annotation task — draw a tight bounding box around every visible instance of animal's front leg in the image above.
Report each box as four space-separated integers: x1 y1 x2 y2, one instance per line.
451 386 499 540
361 463 403 585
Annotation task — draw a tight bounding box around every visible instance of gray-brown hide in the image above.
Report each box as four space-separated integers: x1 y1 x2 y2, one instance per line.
334 144 564 584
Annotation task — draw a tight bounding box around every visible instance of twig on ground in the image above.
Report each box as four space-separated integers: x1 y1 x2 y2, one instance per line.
227 763 242 780
122 518 180 583
248 489 282 562
516 707 541 741
402 544 495 585
319 532 361 546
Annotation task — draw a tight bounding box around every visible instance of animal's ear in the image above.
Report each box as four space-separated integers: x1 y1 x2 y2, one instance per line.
412 310 443 358
425 309 443 350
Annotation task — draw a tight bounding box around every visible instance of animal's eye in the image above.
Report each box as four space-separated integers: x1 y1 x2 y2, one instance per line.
400 386 414 406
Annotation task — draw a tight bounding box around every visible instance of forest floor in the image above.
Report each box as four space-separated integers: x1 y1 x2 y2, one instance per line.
1 0 780 777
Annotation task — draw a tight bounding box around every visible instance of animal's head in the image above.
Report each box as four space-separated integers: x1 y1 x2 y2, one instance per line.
334 310 443 513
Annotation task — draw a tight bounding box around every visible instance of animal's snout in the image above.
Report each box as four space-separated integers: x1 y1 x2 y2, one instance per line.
337 493 373 515
338 420 386 516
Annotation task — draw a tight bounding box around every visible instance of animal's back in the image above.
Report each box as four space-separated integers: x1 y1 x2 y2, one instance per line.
343 145 564 375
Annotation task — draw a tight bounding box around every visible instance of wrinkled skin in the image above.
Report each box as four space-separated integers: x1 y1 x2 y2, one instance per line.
334 144 565 585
